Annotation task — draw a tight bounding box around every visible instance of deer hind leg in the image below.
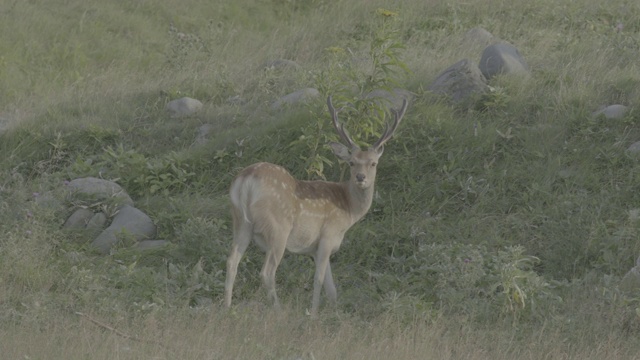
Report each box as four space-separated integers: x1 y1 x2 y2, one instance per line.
224 208 252 308
259 229 287 309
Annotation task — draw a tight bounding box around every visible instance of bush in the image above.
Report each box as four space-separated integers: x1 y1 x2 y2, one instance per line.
379 242 563 321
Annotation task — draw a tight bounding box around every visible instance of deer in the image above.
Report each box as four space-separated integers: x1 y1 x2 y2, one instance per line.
224 95 408 316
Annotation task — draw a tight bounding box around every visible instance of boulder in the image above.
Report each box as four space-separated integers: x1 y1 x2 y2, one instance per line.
66 177 133 206
166 97 203 118
479 43 529 80
463 27 496 49
429 59 488 104
593 104 628 119
627 141 640 155
86 212 108 232
271 88 320 110
91 205 157 254
63 208 94 229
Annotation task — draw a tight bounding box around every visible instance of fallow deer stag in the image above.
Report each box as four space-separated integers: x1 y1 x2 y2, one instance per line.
224 96 408 315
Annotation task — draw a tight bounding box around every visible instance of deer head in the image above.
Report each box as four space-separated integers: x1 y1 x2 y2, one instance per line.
327 96 407 190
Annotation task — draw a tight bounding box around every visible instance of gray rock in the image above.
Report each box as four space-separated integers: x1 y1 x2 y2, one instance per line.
364 88 413 110
271 88 320 110
479 43 529 80
429 59 488 104
593 104 628 119
91 205 157 254
63 208 94 229
463 27 496 48
86 212 108 231
627 141 640 155
166 97 203 118
66 177 133 206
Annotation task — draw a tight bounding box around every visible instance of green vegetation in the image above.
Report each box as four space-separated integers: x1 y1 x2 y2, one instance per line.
1 0 640 358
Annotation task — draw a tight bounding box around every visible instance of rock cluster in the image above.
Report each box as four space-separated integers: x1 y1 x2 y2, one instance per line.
61 177 166 254
428 28 529 106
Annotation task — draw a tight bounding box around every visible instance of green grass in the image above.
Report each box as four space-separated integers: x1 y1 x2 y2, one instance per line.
2 0 640 358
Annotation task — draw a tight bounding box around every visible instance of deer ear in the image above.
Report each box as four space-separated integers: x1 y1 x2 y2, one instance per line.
375 145 384 156
330 142 352 161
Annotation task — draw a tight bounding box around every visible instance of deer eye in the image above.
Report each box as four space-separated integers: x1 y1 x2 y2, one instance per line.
371 162 377 167
349 161 354 167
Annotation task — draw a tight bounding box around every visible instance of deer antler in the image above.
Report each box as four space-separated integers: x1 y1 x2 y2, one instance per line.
327 96 356 149
372 99 408 151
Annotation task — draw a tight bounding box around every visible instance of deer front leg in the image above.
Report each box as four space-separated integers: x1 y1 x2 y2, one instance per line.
323 262 337 307
311 243 333 316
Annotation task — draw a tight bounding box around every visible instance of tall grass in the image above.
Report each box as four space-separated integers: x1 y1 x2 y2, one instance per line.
1 0 640 358
2 304 639 360
0 307 638 359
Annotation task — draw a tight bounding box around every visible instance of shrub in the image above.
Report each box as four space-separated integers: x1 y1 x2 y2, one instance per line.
381 242 562 321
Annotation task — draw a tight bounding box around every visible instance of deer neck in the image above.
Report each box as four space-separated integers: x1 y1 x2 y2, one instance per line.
343 180 375 223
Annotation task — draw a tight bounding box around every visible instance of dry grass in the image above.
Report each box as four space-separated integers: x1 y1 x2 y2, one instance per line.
2 303 639 360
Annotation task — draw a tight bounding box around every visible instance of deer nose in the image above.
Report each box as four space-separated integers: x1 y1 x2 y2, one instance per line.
356 173 366 182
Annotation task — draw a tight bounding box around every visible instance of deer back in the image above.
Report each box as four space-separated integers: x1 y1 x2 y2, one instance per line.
230 162 358 252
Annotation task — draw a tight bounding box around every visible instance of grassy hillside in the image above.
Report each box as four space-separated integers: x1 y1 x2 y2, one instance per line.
2 0 640 358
